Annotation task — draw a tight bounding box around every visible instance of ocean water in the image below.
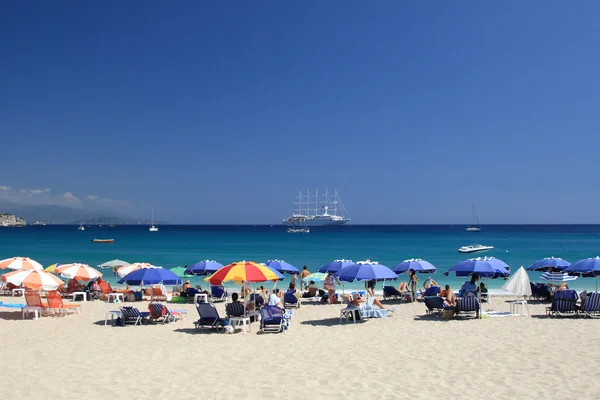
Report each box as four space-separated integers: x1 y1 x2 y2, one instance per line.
1 224 600 292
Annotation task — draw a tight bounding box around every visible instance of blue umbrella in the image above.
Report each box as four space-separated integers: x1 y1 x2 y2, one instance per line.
335 261 397 282
526 257 571 272
392 259 437 274
266 259 300 275
118 267 182 286
445 257 511 278
261 264 285 281
185 260 223 276
564 257 600 290
318 259 354 273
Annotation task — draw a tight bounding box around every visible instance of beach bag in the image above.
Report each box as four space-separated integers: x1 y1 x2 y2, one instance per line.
442 308 456 320
125 294 136 302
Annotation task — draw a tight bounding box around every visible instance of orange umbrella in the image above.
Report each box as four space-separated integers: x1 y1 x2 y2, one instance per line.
0 257 44 271
2 269 64 290
56 263 102 281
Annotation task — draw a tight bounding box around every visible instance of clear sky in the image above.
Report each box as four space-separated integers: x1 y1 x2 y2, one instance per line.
2 1 600 224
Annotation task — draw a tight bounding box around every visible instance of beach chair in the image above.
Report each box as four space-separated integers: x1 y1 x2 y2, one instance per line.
24 290 51 319
194 302 226 331
283 290 300 309
259 305 286 333
581 292 600 318
547 290 579 317
423 286 441 297
148 302 182 323
383 286 402 300
150 285 173 302
456 296 480 318
248 293 265 308
46 291 82 316
119 306 149 326
225 301 247 318
424 296 445 315
210 285 228 302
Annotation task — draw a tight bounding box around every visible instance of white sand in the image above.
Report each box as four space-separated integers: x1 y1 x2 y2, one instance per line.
1 295 599 399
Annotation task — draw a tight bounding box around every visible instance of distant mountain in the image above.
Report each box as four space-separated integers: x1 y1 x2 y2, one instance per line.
0 202 164 225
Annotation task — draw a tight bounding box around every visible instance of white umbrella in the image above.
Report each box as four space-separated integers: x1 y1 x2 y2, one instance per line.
116 262 159 278
98 259 130 269
56 263 103 281
2 269 64 290
502 267 532 297
0 257 44 271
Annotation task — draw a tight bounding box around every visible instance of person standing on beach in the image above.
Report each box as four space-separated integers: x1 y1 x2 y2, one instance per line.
408 269 418 302
300 266 310 290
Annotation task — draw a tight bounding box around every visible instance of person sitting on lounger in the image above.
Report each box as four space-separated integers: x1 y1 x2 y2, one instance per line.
268 289 283 308
67 278 84 293
397 282 409 292
460 274 479 296
347 293 386 310
302 281 319 298
443 285 456 307
226 293 246 317
423 278 439 290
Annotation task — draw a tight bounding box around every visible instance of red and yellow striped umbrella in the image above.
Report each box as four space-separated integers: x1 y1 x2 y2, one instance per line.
55 263 102 281
2 269 64 290
206 261 282 285
0 257 44 271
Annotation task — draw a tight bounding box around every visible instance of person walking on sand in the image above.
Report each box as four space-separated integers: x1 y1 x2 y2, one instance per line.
300 266 310 290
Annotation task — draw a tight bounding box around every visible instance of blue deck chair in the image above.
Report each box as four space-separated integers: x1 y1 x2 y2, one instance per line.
530 283 551 301
194 302 226 331
383 286 402 300
424 296 445 315
260 305 286 333
283 290 300 309
210 285 228 302
456 296 480 318
581 292 600 318
119 306 149 326
423 286 441 297
548 289 579 317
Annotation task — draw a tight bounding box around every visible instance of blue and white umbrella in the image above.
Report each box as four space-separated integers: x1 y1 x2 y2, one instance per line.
446 257 510 278
392 259 437 274
526 257 571 272
335 260 397 282
318 259 354 274
185 260 224 276
563 257 600 290
266 259 300 275
539 272 577 283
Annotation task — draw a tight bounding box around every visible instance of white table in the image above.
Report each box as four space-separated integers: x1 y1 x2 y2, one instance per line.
12 288 25 297
509 300 529 316
22 306 41 320
229 316 251 334
105 310 122 325
106 293 124 303
71 291 87 302
194 293 208 304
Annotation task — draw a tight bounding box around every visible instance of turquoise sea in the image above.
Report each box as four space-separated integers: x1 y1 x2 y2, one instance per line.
1 225 600 292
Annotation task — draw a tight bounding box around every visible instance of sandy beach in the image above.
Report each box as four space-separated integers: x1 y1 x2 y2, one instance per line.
1 295 599 400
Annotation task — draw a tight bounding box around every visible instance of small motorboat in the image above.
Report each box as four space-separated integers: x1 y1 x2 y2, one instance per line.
92 239 114 243
458 244 493 253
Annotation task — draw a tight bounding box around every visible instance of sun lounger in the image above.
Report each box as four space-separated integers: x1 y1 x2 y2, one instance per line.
382 286 402 300
210 285 228 302
283 290 300 309
456 296 480 318
581 292 600 318
530 282 551 301
424 296 445 315
260 305 287 333
148 302 182 323
547 289 579 317
46 291 82 316
120 306 149 326
194 302 226 331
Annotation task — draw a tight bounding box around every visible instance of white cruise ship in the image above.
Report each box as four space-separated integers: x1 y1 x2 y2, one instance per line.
282 189 350 227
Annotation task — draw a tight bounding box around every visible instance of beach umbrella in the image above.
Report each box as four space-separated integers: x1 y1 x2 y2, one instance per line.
56 263 103 281
502 267 532 297
2 269 64 290
266 259 300 275
446 257 511 278
392 259 437 274
526 257 571 272
0 257 43 271
540 272 577 283
318 259 354 273
563 257 600 291
169 266 192 278
98 259 130 269
118 267 182 286
45 263 60 273
116 262 159 278
185 260 224 276
304 272 328 282
205 261 284 285
335 260 397 282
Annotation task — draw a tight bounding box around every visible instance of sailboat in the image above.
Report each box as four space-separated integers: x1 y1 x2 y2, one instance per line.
149 209 158 232
465 206 481 232
77 223 85 231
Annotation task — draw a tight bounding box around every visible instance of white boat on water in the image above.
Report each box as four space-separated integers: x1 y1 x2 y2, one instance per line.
282 189 350 227
458 244 494 253
77 223 85 231
465 206 481 232
149 209 158 232
287 226 310 233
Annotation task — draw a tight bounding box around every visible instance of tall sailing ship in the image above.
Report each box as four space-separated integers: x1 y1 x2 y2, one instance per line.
282 189 350 227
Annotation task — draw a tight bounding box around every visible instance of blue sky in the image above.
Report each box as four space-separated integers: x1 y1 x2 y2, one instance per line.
1 1 600 224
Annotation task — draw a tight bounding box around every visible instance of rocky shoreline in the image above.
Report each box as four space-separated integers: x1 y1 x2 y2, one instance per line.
0 213 26 227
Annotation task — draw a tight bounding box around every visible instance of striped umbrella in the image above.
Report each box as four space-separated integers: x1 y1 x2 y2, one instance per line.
0 257 44 271
116 262 159 278
2 269 65 290
56 263 103 281
540 272 577 283
206 261 284 285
